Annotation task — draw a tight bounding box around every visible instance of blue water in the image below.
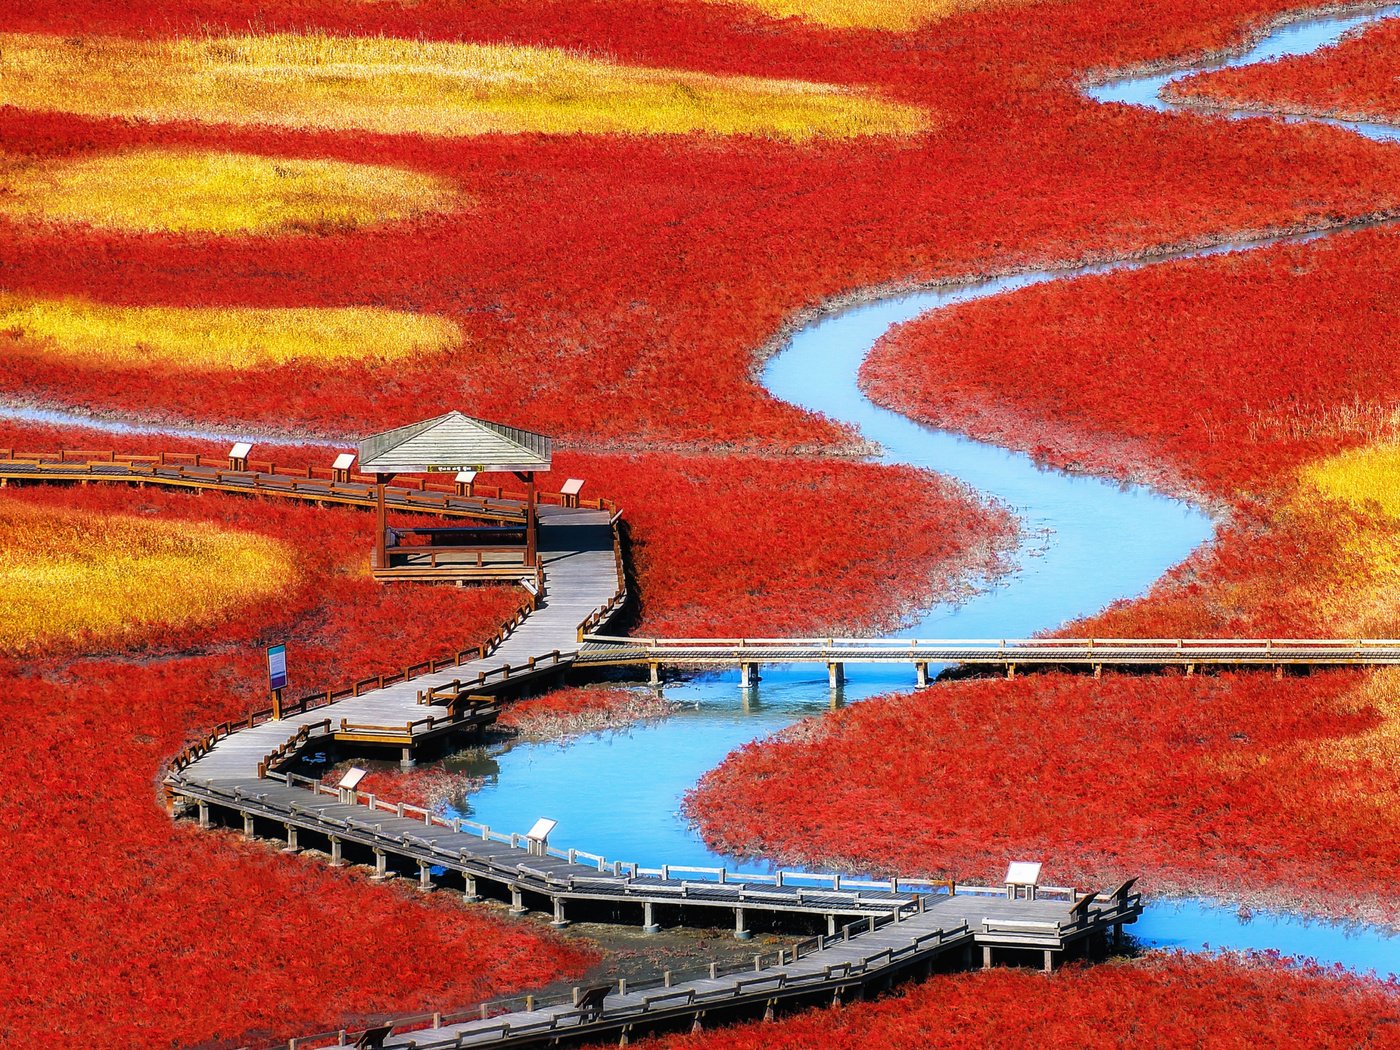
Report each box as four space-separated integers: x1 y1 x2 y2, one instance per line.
7 3 1395 975
1087 3 1400 146
459 4 1400 976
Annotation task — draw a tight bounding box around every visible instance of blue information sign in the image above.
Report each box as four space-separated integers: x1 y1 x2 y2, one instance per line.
267 644 288 691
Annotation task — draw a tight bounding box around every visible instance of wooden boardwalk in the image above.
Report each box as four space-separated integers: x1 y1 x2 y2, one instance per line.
283 883 1139 1049
579 635 1400 687
2 448 1147 1047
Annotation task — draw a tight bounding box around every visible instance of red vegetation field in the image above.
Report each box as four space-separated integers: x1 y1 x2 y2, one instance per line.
0 419 1018 639
498 686 676 740
643 953 1400 1049
1172 17 1400 124
0 481 592 1048
555 452 1016 636
860 225 1400 643
687 670 1400 924
863 225 1400 502
4 1 1400 451
8 0 1400 1043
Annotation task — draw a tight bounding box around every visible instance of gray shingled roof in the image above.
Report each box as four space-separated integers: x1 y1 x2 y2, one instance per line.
357 411 552 475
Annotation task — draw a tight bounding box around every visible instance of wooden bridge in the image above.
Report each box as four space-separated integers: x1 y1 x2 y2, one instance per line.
578 634 1400 687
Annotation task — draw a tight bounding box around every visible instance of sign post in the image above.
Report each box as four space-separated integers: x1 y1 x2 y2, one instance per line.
267 643 288 720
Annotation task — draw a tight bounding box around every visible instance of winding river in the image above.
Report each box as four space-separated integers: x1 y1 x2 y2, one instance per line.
457 4 1400 976
6 4 1398 976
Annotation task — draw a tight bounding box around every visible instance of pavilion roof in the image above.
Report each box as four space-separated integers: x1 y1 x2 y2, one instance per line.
357 411 552 475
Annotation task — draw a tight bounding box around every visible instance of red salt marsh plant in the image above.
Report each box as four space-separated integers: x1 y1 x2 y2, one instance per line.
0 482 589 1047
643 952 1400 1049
861 225 1400 504
686 669 1400 925
6 0 1400 449
0 420 1023 642
1170 16 1400 125
498 686 680 741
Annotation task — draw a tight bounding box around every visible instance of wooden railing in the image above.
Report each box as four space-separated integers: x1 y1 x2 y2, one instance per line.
269 908 976 1050
168 591 538 775
0 447 618 515
576 522 628 641
579 635 1400 664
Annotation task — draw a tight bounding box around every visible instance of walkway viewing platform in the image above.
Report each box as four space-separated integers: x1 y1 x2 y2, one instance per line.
283 879 1140 1049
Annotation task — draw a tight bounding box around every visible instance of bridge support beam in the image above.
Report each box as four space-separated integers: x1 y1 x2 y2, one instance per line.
827 914 837 937
734 907 751 940
551 898 569 929
372 847 388 880
915 661 929 688
1043 949 1054 974
642 901 660 934
282 824 299 853
1006 663 1016 681
739 663 759 689
982 945 993 969
328 836 343 867
400 747 415 769
197 801 210 829
242 812 254 837
463 875 479 902
649 662 662 686
418 861 433 891
827 662 845 690
510 887 526 917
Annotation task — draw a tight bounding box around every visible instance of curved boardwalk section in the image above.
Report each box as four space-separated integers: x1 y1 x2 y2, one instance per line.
0 447 1143 1048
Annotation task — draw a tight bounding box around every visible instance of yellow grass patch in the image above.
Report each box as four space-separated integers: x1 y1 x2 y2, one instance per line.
1300 444 1400 636
1305 443 1400 520
0 293 461 371
700 0 1018 31
0 148 460 235
0 32 926 141
0 500 296 654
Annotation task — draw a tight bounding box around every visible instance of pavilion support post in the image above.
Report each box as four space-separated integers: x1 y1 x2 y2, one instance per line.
525 471 538 568
915 661 929 688
827 662 845 690
375 477 389 570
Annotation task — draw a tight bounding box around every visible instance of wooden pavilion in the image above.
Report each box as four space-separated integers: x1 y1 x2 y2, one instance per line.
357 412 553 574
